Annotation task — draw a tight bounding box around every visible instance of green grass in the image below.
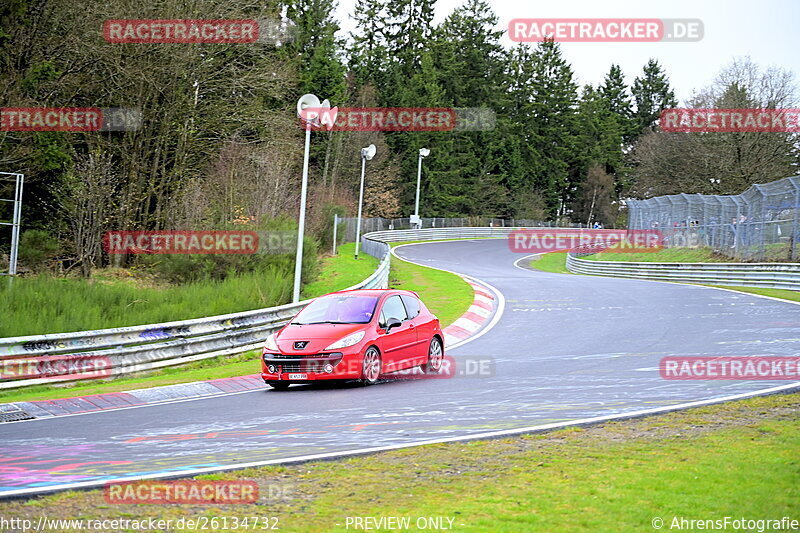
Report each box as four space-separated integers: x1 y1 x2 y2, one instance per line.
0 267 294 338
702 285 800 303
4 392 797 531
526 252 570 274
524 252 800 306
585 246 728 263
0 350 260 404
302 242 379 298
389 243 474 327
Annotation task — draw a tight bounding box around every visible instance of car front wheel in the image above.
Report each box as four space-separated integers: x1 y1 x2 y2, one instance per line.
267 381 290 390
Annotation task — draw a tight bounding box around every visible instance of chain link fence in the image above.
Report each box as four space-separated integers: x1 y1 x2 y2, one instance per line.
627 176 800 261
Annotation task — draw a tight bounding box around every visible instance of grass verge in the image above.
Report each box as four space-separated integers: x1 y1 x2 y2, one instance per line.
302 243 379 298
585 246 728 263
0 244 379 405
527 253 800 306
3 392 797 531
0 351 260 404
0 267 294 338
701 285 800 303
390 243 475 327
525 252 570 274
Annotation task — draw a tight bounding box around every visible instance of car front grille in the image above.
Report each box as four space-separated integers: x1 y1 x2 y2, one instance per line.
263 353 343 374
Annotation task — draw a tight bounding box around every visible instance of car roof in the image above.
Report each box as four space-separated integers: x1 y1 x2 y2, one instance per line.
323 288 418 298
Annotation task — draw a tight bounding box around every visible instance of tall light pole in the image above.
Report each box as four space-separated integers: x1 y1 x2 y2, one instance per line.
412 148 430 229
293 94 336 303
354 144 376 259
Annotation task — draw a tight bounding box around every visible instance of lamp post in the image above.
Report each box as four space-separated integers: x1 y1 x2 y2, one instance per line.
412 148 430 229
293 94 336 302
354 144 377 259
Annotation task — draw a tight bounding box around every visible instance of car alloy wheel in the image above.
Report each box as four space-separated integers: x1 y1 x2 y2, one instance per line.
361 346 381 385
422 337 443 374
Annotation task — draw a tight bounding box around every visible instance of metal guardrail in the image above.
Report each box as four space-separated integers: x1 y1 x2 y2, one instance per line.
566 252 800 291
363 226 524 245
0 253 391 389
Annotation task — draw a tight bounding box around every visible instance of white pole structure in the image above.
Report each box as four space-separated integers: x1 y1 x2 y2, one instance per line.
332 213 338 255
293 94 337 302
1 172 24 281
292 123 312 303
413 148 429 229
354 144 376 260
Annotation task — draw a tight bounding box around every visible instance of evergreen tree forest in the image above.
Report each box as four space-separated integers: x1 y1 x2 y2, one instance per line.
1 0 798 273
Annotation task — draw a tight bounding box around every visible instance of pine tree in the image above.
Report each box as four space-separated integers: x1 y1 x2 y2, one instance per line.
528 40 580 218
600 64 635 142
348 0 390 88
281 0 346 102
631 59 677 137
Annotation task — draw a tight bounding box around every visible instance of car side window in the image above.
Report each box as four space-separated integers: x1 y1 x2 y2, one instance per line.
400 295 421 318
380 295 408 327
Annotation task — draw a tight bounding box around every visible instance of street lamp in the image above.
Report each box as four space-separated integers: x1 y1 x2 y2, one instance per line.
293 93 336 303
354 144 377 259
412 148 430 229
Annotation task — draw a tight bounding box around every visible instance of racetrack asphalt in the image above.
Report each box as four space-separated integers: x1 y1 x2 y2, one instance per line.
2 239 799 497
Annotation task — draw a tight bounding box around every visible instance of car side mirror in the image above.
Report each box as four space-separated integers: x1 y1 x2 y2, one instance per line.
385 317 402 333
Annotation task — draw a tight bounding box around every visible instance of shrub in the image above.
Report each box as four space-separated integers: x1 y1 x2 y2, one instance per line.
18 229 60 272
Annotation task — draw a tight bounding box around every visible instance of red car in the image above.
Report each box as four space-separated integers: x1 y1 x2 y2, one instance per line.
261 289 444 389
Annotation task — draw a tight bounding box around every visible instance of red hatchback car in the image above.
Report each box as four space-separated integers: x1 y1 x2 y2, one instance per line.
261 289 444 389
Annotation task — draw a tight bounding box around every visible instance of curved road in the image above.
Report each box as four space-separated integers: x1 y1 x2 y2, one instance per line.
2 239 799 497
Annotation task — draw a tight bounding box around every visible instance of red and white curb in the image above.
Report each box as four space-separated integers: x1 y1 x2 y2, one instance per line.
442 279 497 347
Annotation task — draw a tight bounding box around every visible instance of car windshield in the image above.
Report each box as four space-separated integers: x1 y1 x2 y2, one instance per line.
292 295 378 325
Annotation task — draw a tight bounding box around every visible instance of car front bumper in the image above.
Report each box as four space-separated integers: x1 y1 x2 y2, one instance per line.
260 350 364 381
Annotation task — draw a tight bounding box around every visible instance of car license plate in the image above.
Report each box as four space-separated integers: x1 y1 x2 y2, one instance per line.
287 373 307 380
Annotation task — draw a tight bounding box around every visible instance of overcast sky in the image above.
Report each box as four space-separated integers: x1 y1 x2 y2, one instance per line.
333 0 800 103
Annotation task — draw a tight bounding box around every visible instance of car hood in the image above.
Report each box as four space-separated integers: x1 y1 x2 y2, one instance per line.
276 323 367 354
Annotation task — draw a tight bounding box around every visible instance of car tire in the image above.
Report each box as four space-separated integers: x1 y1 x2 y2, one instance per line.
421 337 444 374
267 381 290 390
360 346 382 385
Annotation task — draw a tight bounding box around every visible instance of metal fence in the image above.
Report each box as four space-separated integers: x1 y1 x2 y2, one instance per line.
0 172 24 276
340 217 580 242
627 176 800 261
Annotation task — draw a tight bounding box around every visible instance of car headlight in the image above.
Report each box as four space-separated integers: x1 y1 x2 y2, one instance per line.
325 331 365 350
263 334 280 352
